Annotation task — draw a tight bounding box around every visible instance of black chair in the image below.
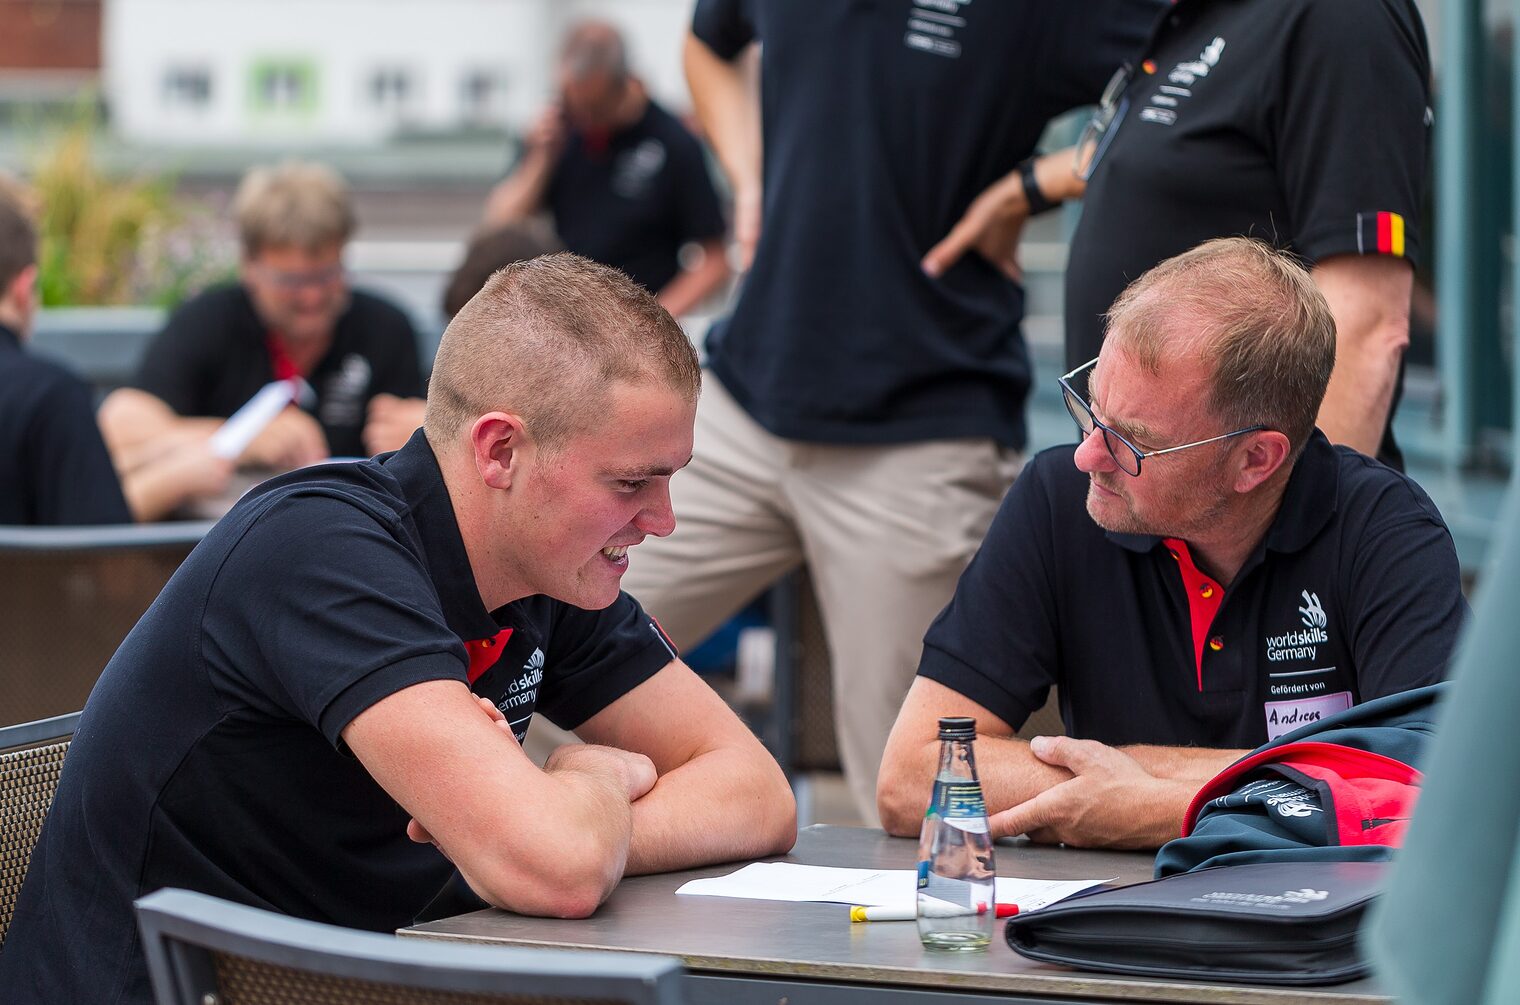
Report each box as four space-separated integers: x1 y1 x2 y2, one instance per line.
0 522 212 725
136 888 686 1005
0 711 80 948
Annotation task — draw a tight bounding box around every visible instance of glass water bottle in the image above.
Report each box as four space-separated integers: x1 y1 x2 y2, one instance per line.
915 716 997 950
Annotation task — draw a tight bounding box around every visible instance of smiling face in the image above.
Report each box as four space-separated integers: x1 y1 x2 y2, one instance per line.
1074 344 1237 539
498 377 695 610
241 242 350 346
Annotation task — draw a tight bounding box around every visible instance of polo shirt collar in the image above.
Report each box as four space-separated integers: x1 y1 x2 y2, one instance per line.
1102 429 1340 558
382 428 501 641
0 323 20 353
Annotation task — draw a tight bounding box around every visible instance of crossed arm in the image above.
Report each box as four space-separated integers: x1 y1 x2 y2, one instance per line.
343 659 795 917
877 678 1245 850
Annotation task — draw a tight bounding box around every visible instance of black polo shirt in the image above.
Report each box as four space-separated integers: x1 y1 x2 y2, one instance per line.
918 432 1464 749
0 324 131 525
131 283 425 457
1064 0 1431 465
692 0 1160 449
546 99 725 296
0 430 679 1005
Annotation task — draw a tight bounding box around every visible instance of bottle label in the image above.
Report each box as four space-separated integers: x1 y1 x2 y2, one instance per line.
927 779 990 833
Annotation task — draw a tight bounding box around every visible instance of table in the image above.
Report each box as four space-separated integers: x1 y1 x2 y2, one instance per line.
401 825 1389 1004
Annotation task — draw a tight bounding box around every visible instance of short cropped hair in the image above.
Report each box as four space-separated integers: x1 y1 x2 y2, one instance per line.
1105 237 1337 457
0 175 37 291
424 253 700 449
441 224 560 320
233 161 356 258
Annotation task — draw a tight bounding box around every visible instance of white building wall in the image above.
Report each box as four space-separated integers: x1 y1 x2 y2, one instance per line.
104 0 696 146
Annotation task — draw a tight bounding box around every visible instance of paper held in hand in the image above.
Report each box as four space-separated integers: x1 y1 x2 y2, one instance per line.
208 379 309 460
676 862 1109 912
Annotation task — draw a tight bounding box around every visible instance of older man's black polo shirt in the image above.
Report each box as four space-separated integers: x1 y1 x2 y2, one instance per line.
0 429 678 1005
918 432 1464 748
0 324 130 524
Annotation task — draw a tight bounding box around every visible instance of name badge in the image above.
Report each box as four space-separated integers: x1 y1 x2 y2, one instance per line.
1264 691 1352 740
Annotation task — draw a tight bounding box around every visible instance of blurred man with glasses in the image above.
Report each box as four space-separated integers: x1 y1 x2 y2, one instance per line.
878 238 1464 849
99 162 424 518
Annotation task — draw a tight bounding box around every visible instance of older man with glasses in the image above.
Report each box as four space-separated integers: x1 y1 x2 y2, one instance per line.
877 237 1465 850
99 161 425 519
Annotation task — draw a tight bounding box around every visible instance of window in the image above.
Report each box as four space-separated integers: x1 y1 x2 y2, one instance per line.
369 67 413 113
460 69 508 125
250 59 318 114
162 67 212 110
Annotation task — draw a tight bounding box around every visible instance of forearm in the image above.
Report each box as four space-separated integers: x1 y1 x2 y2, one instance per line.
1032 147 1086 205
1122 745 1247 782
655 241 730 318
1081 777 1198 849
451 761 634 918
119 463 196 523
624 746 795 876
98 388 215 456
683 34 760 194
878 733 1072 837
483 152 555 226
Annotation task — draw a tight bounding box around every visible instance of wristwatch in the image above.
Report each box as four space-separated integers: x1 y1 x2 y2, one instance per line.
1019 157 1058 216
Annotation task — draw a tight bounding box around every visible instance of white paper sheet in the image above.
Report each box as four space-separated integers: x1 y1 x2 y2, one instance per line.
208 379 303 460
676 862 1109 913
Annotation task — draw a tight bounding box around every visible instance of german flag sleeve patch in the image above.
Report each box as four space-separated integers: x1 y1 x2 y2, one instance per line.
1356 211 1406 257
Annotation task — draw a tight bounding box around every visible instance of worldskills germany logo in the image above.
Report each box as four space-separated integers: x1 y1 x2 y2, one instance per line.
1265 590 1329 662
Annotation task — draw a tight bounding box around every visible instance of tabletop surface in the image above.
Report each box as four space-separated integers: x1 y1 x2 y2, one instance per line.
401 825 1389 1004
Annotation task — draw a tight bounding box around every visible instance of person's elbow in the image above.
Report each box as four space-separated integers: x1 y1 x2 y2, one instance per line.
749 758 799 856
877 744 933 838
469 826 629 919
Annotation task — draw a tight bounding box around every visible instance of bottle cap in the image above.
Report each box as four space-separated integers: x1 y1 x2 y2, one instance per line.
937 716 976 740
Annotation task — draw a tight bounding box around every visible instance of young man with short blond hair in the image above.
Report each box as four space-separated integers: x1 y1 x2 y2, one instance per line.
2 253 794 1004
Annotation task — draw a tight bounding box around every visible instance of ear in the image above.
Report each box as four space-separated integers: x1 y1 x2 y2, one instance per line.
8 263 36 310
1232 430 1292 494
469 411 531 490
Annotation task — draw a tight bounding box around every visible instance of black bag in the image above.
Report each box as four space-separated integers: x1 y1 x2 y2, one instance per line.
1004 860 1384 985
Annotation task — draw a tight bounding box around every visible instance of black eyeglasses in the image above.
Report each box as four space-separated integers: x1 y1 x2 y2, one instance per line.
1058 358 1268 476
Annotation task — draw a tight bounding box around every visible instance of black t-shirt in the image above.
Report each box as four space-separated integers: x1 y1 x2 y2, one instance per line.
131 283 425 457
691 0 1161 449
918 432 1464 748
546 100 726 295
1064 0 1431 461
0 325 131 525
0 430 678 1004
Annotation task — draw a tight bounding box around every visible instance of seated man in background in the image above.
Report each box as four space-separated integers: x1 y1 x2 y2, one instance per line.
1 254 796 1004
0 177 131 525
878 238 1465 848
99 160 426 515
485 19 730 318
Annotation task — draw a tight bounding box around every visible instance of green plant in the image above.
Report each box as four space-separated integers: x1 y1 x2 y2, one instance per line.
29 125 233 307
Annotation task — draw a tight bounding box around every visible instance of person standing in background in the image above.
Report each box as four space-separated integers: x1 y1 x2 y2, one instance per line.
621 0 1161 823
485 20 730 319
930 0 1430 469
